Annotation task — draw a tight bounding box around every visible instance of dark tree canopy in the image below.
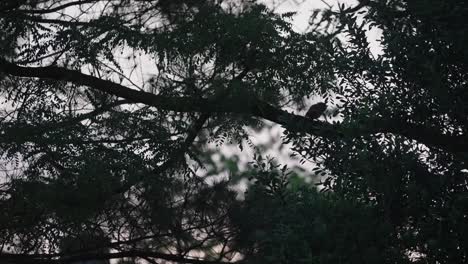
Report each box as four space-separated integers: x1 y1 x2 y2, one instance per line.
0 0 467 263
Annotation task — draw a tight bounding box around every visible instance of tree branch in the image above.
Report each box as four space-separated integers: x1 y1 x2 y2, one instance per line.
1 60 467 152
154 112 210 173
0 250 236 264
16 0 98 14
340 0 370 14
18 14 93 26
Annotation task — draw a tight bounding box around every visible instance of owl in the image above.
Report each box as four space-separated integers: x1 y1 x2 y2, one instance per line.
305 102 327 119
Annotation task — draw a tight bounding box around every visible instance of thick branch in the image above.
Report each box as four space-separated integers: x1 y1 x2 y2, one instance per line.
17 0 98 14
0 60 214 112
18 14 93 26
0 250 235 264
1 60 467 152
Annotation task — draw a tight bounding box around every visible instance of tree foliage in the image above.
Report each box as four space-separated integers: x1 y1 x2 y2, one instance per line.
0 0 467 263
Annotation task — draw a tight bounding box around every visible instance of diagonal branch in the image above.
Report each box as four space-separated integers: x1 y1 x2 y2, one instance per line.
154 112 210 174
102 112 211 195
1 59 467 153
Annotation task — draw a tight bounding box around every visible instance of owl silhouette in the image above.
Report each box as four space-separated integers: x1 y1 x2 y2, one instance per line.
305 102 327 119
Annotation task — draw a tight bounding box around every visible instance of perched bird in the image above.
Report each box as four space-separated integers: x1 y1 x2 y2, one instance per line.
305 102 327 119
